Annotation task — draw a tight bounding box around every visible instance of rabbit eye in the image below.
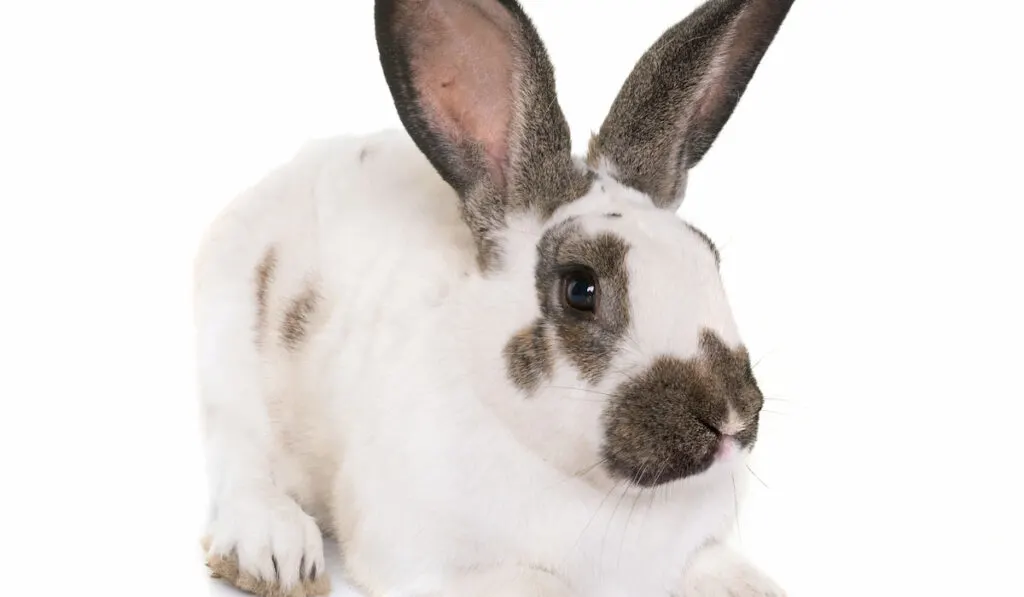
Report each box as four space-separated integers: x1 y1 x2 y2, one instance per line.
563 269 598 312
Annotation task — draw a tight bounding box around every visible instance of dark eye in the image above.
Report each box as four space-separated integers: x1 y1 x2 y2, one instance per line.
563 269 598 312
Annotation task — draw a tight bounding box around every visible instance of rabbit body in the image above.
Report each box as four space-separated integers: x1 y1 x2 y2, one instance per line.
195 129 752 597
195 0 797 595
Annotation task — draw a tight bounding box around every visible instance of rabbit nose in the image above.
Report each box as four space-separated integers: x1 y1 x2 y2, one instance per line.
697 409 753 460
717 409 749 437
715 435 741 460
694 415 745 461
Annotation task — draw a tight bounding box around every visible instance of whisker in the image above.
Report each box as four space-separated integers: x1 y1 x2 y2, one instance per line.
574 458 607 478
624 331 645 357
642 484 658 538
542 385 616 398
732 473 742 544
750 347 780 370
545 396 607 403
635 460 668 562
607 364 639 379
602 476 634 564
650 460 669 491
619 465 649 566
532 459 604 498
574 481 619 550
745 464 769 489
623 485 645 533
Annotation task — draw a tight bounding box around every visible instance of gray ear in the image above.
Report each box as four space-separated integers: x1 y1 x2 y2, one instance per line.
587 0 795 211
375 0 592 269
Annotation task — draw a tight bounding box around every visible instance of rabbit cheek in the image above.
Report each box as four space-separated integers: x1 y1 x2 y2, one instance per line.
504 320 554 393
533 218 632 386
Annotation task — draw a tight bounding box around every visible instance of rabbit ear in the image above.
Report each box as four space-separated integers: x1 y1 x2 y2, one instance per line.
375 0 590 267
588 0 795 211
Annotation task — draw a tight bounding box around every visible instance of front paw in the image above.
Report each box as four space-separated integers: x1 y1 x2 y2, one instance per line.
680 542 785 597
201 493 329 597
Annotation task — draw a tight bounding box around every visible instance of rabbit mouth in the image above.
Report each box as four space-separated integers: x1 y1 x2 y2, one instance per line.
597 329 762 488
600 420 758 488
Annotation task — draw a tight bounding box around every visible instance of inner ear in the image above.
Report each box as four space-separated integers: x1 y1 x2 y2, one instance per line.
586 0 795 211
405 1 517 187
377 0 594 272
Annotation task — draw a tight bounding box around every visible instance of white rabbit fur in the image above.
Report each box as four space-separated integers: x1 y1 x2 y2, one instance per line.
194 1 796 596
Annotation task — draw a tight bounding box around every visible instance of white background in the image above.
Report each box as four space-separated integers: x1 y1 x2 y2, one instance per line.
1 1 1022 595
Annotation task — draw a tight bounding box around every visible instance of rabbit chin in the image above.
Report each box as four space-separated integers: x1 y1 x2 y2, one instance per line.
592 441 751 498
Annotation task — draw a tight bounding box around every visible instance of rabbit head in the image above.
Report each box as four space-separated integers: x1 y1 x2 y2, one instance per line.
375 0 793 487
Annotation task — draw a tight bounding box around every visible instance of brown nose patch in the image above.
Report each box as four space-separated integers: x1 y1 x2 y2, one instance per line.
600 329 762 487
504 217 634 393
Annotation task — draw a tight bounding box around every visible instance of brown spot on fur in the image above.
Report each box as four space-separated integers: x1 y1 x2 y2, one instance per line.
280 285 319 350
601 328 762 487
201 537 331 597
504 319 553 393
254 247 278 345
534 218 632 385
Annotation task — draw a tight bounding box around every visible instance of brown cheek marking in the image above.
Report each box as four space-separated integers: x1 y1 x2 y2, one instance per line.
535 220 631 385
280 285 320 351
556 233 631 385
253 246 277 346
600 328 763 487
503 319 553 394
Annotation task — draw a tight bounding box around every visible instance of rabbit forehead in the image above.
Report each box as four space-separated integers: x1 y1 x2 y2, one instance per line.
624 228 741 361
520 187 740 387
571 207 741 362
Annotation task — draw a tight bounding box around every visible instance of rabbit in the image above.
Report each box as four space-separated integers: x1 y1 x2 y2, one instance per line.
193 0 797 596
